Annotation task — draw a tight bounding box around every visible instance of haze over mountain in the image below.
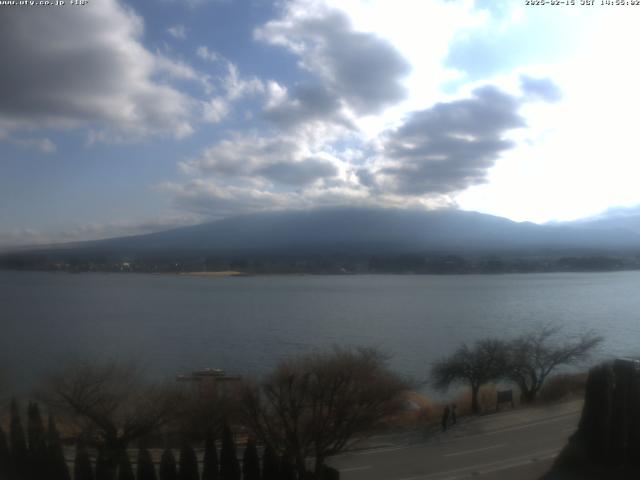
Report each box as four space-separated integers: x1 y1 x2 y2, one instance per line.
8 207 640 262
558 205 640 236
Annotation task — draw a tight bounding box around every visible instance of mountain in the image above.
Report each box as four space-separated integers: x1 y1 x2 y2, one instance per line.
561 206 640 235
7 207 640 265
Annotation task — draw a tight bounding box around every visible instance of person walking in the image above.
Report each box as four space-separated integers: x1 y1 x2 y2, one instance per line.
451 403 457 426
441 405 450 432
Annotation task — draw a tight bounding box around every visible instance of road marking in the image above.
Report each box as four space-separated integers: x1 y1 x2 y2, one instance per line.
350 446 406 456
337 413 576 464
439 452 558 480
463 412 578 439
469 406 581 427
348 412 577 457
443 443 506 458
391 447 561 480
340 465 372 472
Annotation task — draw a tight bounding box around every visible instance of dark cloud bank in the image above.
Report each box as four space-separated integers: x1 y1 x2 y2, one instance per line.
359 82 556 197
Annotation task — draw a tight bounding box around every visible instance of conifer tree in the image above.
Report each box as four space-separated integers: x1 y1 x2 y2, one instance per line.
178 441 199 480
10 399 29 480
159 449 178 480
260 444 278 480
219 425 240 480
48 415 71 480
95 448 115 480
0 424 15 480
28 402 47 480
74 442 95 480
241 439 260 480
279 455 296 480
136 446 157 480
201 428 219 480
117 451 135 480
27 403 45 454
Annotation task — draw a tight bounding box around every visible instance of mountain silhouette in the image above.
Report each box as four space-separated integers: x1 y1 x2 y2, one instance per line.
18 207 640 260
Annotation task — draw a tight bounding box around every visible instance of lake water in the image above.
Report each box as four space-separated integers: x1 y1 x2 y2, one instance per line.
1 270 639 393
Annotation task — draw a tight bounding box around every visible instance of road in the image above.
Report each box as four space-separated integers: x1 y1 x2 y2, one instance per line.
327 401 582 480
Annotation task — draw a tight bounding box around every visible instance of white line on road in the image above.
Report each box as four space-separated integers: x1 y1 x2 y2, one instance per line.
438 452 558 480
350 446 407 456
443 443 506 458
468 407 581 427
391 447 561 480
336 412 580 457
463 412 578 439
348 413 576 457
341 412 576 458
340 465 372 472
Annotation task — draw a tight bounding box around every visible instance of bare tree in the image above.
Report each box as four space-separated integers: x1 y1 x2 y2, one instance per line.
41 361 181 477
431 339 508 414
241 347 408 478
175 385 240 442
506 324 602 403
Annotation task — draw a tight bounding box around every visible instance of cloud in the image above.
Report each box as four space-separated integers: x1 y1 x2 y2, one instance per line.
520 76 562 103
362 85 526 195
256 6 410 115
13 137 57 154
257 158 338 186
0 215 202 248
472 0 512 18
202 97 229 123
444 3 581 82
196 45 220 62
195 49 264 102
263 83 351 129
176 81 554 216
159 0 226 8
0 130 56 153
194 50 272 124
155 54 213 93
160 176 451 220
222 62 265 100
167 24 187 39
181 134 339 186
0 0 196 141
160 180 297 218
0 228 47 249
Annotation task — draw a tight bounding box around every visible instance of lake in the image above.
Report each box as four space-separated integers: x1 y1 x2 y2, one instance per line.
1 270 639 393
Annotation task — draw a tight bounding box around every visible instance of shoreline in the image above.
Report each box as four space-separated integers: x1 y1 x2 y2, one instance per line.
178 270 251 277
4 268 640 277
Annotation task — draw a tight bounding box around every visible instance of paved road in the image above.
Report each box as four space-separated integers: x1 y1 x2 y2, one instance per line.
328 402 582 480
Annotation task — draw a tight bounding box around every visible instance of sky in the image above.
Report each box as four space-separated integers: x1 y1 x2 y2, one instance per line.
2 0 640 247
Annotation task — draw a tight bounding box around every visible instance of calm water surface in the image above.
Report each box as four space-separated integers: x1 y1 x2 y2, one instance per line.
1 271 639 392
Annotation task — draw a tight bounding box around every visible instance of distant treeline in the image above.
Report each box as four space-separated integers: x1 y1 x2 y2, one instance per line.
1 251 640 274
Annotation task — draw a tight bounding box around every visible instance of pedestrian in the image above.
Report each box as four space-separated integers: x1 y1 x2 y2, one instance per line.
441 405 450 432
451 403 457 425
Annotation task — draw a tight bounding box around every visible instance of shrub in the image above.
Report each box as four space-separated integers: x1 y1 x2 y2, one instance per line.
538 373 588 404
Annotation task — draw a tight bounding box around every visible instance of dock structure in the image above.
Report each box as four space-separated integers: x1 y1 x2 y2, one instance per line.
177 368 243 398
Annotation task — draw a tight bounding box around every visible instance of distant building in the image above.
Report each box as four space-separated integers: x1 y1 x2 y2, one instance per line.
176 368 243 398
